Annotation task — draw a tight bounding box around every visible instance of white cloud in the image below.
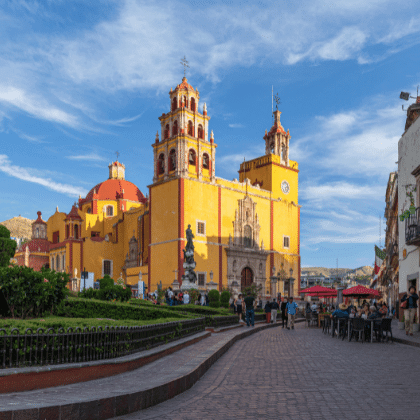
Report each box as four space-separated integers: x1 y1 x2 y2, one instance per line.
0 154 88 197
67 153 106 161
229 123 245 128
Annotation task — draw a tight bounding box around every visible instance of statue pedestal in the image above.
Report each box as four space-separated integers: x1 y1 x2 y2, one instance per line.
171 279 181 291
206 280 218 291
180 276 197 291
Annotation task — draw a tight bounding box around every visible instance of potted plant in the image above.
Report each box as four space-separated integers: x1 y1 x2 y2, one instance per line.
399 316 405 330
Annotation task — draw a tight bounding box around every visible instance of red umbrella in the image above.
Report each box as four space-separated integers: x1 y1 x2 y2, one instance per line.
342 285 379 297
300 285 337 297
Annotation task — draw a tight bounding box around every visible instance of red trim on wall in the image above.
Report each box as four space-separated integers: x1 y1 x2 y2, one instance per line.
148 187 152 293
80 241 83 279
178 178 185 284
69 242 73 277
270 200 274 275
298 207 301 294
218 186 222 291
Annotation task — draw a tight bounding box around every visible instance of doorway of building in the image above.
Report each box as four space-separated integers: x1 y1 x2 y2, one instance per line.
241 266 253 290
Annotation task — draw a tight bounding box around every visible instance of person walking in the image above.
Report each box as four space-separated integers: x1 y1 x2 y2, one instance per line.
244 291 255 327
271 298 279 323
401 286 419 336
281 298 288 328
235 294 244 323
264 300 272 323
183 290 190 305
286 297 298 330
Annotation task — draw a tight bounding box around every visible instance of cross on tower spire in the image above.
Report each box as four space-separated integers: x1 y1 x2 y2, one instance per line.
180 56 189 77
115 151 120 161
274 93 281 110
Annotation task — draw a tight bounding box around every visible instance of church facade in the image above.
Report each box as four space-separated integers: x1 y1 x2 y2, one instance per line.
14 77 301 297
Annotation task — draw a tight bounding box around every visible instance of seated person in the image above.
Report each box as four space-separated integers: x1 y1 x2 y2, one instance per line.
368 305 380 319
311 302 318 313
349 308 356 318
331 303 350 318
378 302 388 318
305 302 312 314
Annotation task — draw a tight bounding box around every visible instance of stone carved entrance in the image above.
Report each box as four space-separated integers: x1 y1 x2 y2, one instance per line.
241 267 253 289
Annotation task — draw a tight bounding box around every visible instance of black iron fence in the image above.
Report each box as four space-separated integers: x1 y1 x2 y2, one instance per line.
0 318 205 369
207 315 238 329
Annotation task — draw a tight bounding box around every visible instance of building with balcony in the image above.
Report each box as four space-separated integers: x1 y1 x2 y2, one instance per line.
398 98 420 320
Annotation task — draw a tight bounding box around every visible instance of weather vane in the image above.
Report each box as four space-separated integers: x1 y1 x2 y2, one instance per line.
274 93 281 110
180 56 189 77
115 151 120 161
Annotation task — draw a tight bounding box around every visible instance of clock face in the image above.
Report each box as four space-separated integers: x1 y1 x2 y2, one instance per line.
281 180 290 194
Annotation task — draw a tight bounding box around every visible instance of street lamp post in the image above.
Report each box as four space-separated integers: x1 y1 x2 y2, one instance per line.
289 268 294 299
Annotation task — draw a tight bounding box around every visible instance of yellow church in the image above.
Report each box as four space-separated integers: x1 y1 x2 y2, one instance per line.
14 77 301 298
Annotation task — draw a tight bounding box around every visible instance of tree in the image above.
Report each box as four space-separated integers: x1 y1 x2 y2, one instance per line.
0 225 17 267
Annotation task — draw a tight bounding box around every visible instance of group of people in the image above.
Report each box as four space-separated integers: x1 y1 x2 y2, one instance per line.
164 287 210 306
260 296 300 330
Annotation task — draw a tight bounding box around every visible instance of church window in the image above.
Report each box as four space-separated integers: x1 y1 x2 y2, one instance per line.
103 259 113 277
66 225 70 239
183 96 188 108
202 153 209 169
188 120 193 136
283 236 290 249
164 124 169 139
189 149 196 166
172 120 178 136
51 256 54 270
53 231 60 243
62 254 65 272
282 144 286 161
270 142 275 154
74 224 79 239
91 231 99 237
244 225 252 247
158 153 165 174
56 255 60 271
172 97 177 111
196 221 206 236
198 124 204 139
35 228 39 238
86 207 91 214
106 206 114 217
190 97 196 112
169 149 177 171
198 272 206 287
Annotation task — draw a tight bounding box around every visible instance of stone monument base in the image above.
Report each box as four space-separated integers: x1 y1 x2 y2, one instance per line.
180 278 198 291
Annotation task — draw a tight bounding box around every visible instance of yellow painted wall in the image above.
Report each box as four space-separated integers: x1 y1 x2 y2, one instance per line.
46 212 66 242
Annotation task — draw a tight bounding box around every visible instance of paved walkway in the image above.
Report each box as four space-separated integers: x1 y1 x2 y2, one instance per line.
114 322 420 420
391 319 420 345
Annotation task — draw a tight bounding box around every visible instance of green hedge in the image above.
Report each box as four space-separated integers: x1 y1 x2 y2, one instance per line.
163 304 230 316
129 299 158 306
98 275 114 289
79 284 132 302
0 316 186 334
220 290 230 308
208 290 220 308
55 297 189 321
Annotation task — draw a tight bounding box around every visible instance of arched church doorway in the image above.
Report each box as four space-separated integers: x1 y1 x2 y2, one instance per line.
241 266 253 290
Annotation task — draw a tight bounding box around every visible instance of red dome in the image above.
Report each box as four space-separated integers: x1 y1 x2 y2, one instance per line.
84 179 146 203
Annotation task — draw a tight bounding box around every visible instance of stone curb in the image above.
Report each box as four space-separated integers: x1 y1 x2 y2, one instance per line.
0 320 304 420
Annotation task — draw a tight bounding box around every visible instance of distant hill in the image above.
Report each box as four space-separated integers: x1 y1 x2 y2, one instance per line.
0 216 33 239
301 266 373 278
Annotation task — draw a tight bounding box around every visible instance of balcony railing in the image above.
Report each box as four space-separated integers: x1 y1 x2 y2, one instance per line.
405 207 420 246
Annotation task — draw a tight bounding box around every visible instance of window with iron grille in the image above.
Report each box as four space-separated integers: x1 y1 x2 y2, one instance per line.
103 260 112 276
106 206 114 217
283 236 290 249
198 273 206 287
197 221 206 236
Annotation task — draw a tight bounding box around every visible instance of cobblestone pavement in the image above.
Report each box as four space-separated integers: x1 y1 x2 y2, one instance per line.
114 323 420 420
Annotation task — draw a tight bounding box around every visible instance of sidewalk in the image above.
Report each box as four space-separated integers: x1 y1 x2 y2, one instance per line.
391 319 420 347
0 319 298 420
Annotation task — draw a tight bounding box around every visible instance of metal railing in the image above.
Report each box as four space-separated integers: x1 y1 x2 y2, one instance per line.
405 207 420 246
0 318 205 369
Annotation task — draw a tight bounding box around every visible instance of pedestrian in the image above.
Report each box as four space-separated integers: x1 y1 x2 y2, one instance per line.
244 291 255 327
183 290 190 305
271 298 279 323
305 302 311 314
281 298 288 328
264 300 272 323
167 287 174 306
286 296 298 330
401 286 419 336
235 294 244 323
200 293 206 306
205 293 209 306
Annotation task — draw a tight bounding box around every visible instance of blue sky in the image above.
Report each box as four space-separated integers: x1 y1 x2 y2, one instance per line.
1 0 419 269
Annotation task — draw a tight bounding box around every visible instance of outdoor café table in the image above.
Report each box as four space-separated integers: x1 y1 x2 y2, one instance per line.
363 318 382 343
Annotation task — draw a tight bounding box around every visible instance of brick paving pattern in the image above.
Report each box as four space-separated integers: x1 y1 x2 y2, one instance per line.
114 323 420 420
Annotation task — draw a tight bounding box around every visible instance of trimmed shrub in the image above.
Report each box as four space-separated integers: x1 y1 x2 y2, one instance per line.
97 285 132 302
55 297 190 321
98 275 114 289
208 290 220 308
0 265 69 318
0 225 17 268
78 288 99 300
220 290 230 308
164 304 230 316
